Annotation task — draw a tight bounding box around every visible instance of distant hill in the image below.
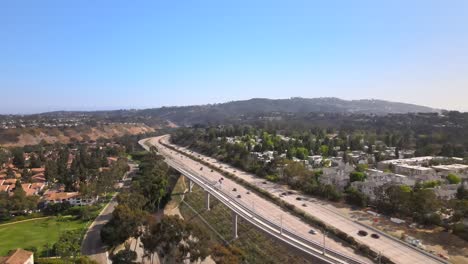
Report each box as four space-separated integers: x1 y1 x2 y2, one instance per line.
133 97 437 125
2 97 439 127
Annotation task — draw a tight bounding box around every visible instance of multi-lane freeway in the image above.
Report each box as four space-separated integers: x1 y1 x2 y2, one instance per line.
142 135 446 264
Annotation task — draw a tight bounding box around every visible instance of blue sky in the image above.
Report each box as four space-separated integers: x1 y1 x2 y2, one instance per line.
1 0 467 113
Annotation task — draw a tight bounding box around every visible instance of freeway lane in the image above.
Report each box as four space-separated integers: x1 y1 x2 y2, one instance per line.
141 137 372 264
143 135 447 264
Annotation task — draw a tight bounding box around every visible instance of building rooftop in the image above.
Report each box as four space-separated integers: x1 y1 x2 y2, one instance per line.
0 249 33 264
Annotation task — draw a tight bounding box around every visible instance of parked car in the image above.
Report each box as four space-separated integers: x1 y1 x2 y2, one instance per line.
309 229 317 235
371 234 380 239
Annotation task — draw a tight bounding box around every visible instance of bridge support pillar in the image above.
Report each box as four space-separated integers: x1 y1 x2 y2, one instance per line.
205 191 210 211
232 211 238 239
188 178 194 193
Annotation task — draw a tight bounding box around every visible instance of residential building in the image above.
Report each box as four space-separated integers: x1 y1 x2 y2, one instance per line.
0 249 34 264
43 191 97 206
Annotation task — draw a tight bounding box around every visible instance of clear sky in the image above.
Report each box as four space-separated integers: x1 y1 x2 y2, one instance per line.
1 0 467 114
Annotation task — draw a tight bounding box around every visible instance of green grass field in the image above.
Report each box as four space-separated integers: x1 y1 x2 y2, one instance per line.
0 216 88 256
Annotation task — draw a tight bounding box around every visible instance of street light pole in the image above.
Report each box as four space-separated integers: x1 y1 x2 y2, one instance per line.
280 214 283 235
323 230 327 255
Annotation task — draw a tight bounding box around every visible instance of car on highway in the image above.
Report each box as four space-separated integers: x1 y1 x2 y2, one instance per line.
371 234 380 239
309 229 317 235
358 230 368 237
237 195 242 198
232 188 237 192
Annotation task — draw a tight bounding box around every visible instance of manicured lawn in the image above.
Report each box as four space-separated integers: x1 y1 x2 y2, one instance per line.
0 216 88 256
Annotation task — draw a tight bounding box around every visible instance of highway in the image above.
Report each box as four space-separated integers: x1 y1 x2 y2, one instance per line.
142 135 447 264
141 137 371 264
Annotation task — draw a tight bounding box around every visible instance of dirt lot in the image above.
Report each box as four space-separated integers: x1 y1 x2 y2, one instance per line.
335 204 468 264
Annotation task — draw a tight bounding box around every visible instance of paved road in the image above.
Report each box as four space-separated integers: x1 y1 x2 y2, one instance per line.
144 135 445 264
81 198 117 264
81 163 137 264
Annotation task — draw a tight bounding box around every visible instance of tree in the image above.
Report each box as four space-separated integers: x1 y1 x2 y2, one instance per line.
211 244 244 264
350 172 366 182
54 230 82 261
29 154 42 168
345 187 369 207
141 215 210 264
111 246 138 264
101 205 147 247
456 184 468 200
447 173 461 184
411 189 441 225
12 149 25 168
45 160 58 183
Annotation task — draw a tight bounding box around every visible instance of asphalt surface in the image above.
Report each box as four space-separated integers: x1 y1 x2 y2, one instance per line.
81 198 117 264
81 164 137 264
145 135 445 264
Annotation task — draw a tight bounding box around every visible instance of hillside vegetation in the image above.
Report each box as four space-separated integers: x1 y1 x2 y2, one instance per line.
0 124 155 147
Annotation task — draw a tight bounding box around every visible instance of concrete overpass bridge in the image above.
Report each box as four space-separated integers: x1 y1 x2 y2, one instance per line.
140 139 368 264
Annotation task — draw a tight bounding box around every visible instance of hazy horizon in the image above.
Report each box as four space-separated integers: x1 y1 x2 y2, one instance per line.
2 1 468 114
0 96 455 115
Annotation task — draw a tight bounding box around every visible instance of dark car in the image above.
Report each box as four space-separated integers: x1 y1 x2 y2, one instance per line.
200 167 203 170
232 188 237 192
237 195 242 198
371 234 380 239
302 203 307 207
246 191 250 194
358 230 368 237
296 197 302 201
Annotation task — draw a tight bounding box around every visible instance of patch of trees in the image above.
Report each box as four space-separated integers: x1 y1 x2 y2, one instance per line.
0 180 38 220
374 185 442 225
101 151 169 247
141 215 210 264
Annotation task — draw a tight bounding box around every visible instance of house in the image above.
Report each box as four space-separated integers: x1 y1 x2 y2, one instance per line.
0 249 34 264
394 164 436 177
43 191 97 206
432 164 468 178
351 169 416 200
20 183 45 196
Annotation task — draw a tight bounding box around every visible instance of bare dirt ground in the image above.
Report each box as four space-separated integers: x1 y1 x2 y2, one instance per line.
330 193 468 263
0 124 155 147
